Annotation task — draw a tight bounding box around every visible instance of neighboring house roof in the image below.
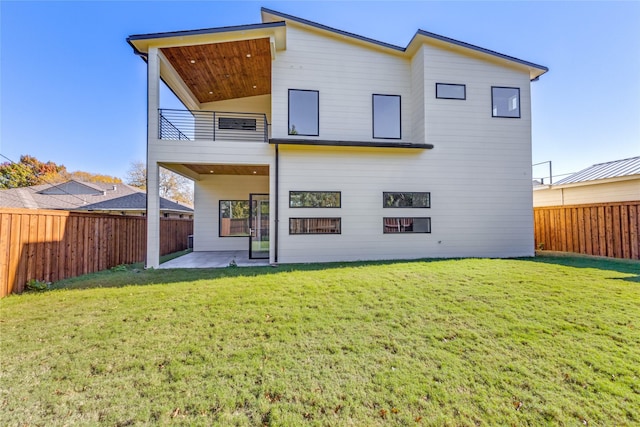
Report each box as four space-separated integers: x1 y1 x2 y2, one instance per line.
83 192 193 213
554 156 640 185
0 180 193 214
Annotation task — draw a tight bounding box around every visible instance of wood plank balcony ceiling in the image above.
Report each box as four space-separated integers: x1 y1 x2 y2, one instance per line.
162 38 271 103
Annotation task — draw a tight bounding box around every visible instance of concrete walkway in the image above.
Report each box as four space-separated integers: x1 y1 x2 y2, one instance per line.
159 251 270 269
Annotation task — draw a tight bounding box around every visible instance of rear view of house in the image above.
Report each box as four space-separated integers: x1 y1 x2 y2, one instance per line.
127 7 547 268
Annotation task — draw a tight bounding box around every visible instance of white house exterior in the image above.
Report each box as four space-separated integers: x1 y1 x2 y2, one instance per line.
127 8 548 268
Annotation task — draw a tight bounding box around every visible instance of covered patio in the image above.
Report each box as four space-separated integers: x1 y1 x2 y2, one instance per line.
159 250 271 269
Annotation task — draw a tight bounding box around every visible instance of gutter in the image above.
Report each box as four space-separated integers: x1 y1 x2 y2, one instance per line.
274 143 279 264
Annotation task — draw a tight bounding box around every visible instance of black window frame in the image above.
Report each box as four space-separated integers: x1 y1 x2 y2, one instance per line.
491 86 521 119
289 218 342 235
383 217 432 234
383 192 431 208
372 94 401 139
288 89 319 136
435 83 466 100
289 191 342 208
218 200 250 237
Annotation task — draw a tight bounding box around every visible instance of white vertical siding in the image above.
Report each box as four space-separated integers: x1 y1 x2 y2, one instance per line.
271 25 412 142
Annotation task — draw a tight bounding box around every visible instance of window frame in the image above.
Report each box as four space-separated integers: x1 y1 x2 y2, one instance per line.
383 192 431 209
435 83 466 100
218 200 250 237
383 217 432 234
289 191 342 208
289 217 342 235
491 86 521 118
288 89 319 136
372 94 401 139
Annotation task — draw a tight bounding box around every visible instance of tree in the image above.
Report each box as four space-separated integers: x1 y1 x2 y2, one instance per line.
0 155 67 188
0 155 122 189
126 161 194 206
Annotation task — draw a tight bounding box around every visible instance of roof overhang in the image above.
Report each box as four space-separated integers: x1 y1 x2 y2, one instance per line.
260 7 548 80
406 30 548 81
127 22 286 107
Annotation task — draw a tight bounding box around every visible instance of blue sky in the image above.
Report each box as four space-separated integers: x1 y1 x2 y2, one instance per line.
1 1 639 182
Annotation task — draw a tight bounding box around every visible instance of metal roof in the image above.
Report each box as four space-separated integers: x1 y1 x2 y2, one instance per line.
554 156 640 185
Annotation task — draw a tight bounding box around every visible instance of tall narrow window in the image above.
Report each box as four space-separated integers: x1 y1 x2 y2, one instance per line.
289 89 319 136
373 94 401 139
491 87 520 118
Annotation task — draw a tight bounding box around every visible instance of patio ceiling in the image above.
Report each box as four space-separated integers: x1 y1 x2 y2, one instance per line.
161 38 271 103
184 164 269 176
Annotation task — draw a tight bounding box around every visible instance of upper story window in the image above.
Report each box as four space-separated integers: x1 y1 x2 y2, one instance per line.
372 94 401 139
436 83 466 100
289 89 319 136
492 87 520 118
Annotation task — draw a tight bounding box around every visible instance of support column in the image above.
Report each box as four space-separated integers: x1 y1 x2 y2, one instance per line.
146 47 161 269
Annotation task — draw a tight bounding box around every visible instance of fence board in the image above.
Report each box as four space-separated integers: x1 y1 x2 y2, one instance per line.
0 209 193 297
534 201 640 261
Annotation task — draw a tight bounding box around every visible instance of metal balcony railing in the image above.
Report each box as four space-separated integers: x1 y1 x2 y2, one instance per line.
158 109 269 142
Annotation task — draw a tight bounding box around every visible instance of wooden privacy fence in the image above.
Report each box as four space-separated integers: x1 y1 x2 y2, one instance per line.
533 201 640 260
0 208 193 297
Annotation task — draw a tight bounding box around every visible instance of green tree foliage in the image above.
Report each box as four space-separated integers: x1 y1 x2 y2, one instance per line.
0 155 67 188
126 161 194 206
0 155 122 189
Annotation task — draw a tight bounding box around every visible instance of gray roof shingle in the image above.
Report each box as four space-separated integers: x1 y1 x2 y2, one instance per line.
0 180 192 213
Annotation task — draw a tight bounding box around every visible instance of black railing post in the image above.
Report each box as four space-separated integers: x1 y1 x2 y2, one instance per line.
264 114 268 142
158 109 163 139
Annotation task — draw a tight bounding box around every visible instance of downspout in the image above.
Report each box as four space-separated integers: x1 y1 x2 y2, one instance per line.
274 143 279 263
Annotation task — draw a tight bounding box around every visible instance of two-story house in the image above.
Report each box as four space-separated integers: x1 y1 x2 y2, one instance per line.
127 7 547 268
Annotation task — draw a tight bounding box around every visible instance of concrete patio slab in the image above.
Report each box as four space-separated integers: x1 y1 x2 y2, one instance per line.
159 251 270 269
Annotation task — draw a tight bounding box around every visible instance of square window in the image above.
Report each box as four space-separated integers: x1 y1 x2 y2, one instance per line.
436 83 466 100
373 94 401 139
492 87 520 118
219 200 249 237
289 89 319 136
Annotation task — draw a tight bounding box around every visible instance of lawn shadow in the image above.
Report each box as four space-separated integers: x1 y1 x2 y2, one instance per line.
51 252 640 292
51 257 452 291
518 251 640 283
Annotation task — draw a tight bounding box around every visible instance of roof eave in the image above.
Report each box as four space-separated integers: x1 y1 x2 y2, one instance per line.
408 29 548 80
127 21 286 54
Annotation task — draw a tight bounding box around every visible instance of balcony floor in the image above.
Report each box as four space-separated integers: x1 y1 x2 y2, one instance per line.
159 250 270 269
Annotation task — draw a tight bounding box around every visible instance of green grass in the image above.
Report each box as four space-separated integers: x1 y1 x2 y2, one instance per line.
1 254 639 426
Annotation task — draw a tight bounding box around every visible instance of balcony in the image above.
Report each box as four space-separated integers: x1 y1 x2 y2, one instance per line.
159 109 269 142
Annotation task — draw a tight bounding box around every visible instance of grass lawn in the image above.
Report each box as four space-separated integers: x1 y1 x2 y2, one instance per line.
1 254 638 426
